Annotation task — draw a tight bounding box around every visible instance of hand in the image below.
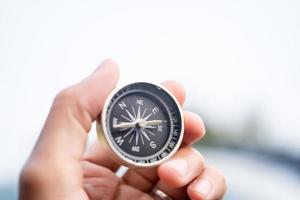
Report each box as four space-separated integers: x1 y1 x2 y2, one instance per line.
19 59 226 200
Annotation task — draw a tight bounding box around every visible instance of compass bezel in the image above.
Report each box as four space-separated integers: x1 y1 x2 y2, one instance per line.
99 82 184 168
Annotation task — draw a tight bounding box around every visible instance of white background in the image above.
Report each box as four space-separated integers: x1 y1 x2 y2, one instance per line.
0 0 300 197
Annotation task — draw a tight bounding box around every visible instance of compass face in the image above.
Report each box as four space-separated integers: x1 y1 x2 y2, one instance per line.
101 82 183 166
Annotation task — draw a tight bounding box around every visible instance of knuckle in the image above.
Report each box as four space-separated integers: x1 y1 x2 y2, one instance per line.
52 86 91 130
54 87 78 105
222 174 227 192
207 166 227 187
200 118 206 135
20 161 47 188
20 159 72 190
219 172 226 189
190 147 205 166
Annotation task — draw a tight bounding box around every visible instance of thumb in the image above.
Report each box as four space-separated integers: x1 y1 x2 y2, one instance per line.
32 59 119 161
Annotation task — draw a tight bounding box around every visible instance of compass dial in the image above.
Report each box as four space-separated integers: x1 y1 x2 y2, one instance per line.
100 82 184 167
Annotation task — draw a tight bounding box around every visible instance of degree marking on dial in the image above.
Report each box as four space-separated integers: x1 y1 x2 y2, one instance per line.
157 125 163 132
137 99 143 105
115 136 124 146
131 146 140 152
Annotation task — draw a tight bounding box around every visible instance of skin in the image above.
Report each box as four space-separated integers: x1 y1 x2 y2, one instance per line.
19 59 227 200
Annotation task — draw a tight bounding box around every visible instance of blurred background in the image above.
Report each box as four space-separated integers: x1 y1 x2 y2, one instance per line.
1 0 300 199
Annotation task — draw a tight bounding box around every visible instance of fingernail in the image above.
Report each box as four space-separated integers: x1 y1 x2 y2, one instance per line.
165 159 188 177
191 178 212 196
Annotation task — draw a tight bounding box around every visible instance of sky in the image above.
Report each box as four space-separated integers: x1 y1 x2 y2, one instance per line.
0 0 300 183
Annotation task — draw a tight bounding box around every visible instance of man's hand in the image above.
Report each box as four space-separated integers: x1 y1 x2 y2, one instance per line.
19 59 226 200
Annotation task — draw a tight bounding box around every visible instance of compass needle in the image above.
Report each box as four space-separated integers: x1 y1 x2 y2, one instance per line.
113 121 136 129
144 120 163 126
145 125 156 129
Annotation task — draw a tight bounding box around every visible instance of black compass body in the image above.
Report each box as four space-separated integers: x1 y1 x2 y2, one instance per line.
99 82 184 167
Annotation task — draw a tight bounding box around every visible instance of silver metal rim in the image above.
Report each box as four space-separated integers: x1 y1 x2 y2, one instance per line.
99 81 184 168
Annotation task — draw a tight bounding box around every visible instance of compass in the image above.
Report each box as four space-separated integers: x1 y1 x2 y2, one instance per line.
97 82 184 167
